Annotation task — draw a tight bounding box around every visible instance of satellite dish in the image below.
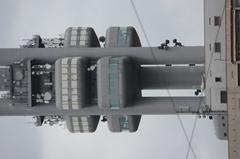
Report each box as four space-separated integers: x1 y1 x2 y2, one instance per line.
99 36 106 42
14 69 24 81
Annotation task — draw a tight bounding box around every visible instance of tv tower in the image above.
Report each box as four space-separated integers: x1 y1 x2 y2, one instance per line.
0 0 239 158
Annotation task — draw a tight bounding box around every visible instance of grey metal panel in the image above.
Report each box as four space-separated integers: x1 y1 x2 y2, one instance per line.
128 115 141 132
213 114 228 140
55 59 62 109
65 115 100 133
107 115 121 132
27 60 32 108
140 66 204 89
97 57 109 108
97 56 140 108
65 115 75 133
63 27 72 48
55 57 88 109
64 27 100 48
105 27 118 47
0 47 204 66
10 59 32 107
105 26 141 47
107 115 141 132
0 97 205 116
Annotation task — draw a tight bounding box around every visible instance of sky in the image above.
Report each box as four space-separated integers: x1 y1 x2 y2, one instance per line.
0 0 228 159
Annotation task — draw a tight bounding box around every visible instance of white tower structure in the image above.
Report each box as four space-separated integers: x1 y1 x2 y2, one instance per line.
0 0 239 158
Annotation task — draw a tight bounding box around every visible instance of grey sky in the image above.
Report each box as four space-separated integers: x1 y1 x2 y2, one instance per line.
0 0 227 159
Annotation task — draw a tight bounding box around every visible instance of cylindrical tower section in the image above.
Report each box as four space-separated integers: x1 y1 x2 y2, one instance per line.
64 27 100 47
105 26 141 47
102 26 142 133
65 115 100 133
140 66 204 89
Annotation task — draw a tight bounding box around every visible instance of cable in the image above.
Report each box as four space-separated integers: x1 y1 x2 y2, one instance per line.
130 0 198 158
185 116 199 159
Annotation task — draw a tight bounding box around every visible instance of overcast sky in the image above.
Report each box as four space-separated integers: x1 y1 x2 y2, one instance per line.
0 0 227 159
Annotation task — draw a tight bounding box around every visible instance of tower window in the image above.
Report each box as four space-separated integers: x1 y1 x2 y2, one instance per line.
224 132 227 137
214 16 221 26
215 77 222 82
220 91 227 103
209 17 212 25
214 42 221 53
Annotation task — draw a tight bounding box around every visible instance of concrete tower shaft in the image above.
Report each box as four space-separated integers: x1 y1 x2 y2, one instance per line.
0 26 207 134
